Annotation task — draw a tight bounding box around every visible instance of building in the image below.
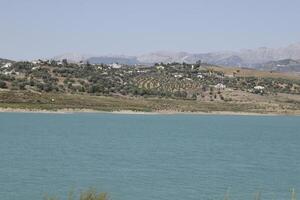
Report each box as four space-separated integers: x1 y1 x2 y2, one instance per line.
174 74 183 78
156 65 165 70
1 63 12 68
109 63 122 69
197 74 203 78
214 83 226 89
254 86 265 90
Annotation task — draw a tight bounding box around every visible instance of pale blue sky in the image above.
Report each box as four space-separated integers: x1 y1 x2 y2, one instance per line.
1 0 300 60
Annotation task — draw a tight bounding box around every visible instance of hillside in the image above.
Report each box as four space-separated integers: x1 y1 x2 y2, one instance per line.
256 59 300 72
0 58 13 65
1 60 300 114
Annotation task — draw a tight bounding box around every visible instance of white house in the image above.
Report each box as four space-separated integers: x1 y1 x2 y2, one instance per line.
2 70 19 75
56 61 63 65
225 74 235 78
109 63 122 69
174 74 183 78
156 65 165 70
1 63 12 68
254 86 265 90
32 66 40 70
197 74 203 78
31 60 43 65
137 70 148 73
215 83 226 89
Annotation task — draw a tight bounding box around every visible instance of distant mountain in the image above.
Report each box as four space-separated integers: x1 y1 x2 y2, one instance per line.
87 56 139 65
214 55 245 67
52 53 92 63
256 59 300 72
136 42 300 67
52 42 300 71
137 51 190 64
237 44 300 65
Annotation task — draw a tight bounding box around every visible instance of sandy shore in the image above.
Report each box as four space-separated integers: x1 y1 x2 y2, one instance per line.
0 107 298 116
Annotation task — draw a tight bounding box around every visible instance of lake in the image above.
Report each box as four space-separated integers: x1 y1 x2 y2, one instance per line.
0 113 299 200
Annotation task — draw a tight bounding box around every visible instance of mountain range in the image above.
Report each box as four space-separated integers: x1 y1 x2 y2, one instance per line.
53 42 300 69
2 43 300 72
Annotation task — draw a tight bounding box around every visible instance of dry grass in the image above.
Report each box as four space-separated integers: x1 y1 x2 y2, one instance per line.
208 66 300 80
44 188 108 200
1 90 300 114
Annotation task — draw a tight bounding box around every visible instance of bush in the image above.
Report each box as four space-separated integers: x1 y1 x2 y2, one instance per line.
80 189 108 200
44 188 108 200
174 91 187 99
0 81 7 88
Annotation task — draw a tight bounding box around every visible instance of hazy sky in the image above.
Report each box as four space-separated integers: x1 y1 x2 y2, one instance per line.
1 0 300 60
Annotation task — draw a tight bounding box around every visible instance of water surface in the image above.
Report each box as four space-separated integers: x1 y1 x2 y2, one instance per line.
0 113 299 200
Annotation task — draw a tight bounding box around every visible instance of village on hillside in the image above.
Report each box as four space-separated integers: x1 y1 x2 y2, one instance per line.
0 59 299 101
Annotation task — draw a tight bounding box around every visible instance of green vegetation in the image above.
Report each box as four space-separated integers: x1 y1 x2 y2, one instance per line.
1 60 300 114
1 60 300 97
1 90 300 114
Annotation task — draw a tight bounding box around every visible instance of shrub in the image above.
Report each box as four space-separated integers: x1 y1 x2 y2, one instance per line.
80 189 108 200
44 188 108 200
0 81 7 88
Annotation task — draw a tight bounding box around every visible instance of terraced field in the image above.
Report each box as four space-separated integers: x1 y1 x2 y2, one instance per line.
134 75 201 92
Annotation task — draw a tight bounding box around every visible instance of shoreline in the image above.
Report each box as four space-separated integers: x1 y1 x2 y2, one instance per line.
0 107 298 116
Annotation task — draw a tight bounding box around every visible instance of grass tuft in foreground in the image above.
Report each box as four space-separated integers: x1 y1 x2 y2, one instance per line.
43 187 297 200
44 188 108 200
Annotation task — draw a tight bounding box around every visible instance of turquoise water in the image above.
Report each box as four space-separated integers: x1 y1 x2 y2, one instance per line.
0 113 299 200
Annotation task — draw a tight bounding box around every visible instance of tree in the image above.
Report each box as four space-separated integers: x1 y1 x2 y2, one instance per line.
174 91 187 99
0 81 7 88
191 93 197 100
50 60 57 66
195 60 202 69
62 59 68 66
86 61 91 67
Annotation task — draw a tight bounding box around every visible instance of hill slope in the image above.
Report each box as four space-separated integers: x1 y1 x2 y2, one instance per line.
256 59 300 72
